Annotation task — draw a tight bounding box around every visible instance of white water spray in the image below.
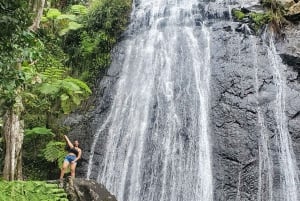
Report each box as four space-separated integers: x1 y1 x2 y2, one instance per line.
267 37 299 201
87 0 213 201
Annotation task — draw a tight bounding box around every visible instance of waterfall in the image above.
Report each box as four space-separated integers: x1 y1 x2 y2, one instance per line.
87 0 213 201
267 38 300 201
252 37 274 201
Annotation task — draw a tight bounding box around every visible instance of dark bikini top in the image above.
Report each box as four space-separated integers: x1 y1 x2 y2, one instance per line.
69 147 79 157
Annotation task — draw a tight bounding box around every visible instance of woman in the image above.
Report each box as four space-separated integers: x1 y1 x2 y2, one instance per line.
59 135 82 179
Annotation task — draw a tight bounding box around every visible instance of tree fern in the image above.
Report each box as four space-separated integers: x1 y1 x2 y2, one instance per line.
59 21 83 36
25 127 54 138
41 67 66 81
46 8 62 20
61 79 81 93
64 77 92 95
43 141 68 171
43 141 66 164
71 5 88 15
37 82 61 95
56 14 77 21
36 71 91 114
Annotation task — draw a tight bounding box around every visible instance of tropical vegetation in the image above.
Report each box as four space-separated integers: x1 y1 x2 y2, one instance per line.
0 0 132 199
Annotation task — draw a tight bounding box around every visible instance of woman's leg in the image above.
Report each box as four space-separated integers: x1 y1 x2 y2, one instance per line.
60 160 69 179
70 162 77 178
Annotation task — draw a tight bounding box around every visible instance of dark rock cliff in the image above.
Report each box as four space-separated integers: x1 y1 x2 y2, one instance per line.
206 1 300 200
65 0 300 200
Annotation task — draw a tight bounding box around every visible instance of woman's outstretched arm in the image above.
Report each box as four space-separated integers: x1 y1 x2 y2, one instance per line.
64 135 74 148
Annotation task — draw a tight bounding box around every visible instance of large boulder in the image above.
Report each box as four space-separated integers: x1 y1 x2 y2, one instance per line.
277 0 295 8
285 1 300 21
63 178 117 201
276 23 300 69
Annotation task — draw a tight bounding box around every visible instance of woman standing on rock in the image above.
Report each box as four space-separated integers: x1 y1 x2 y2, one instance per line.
60 135 82 179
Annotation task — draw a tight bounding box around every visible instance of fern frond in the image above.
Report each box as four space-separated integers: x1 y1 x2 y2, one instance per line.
61 79 81 93
42 67 66 81
0 181 68 200
71 5 88 15
38 82 61 95
46 9 62 20
65 77 92 94
56 14 77 21
43 141 66 163
25 127 55 138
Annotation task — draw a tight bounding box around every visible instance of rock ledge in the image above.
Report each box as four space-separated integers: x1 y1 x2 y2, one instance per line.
49 178 117 201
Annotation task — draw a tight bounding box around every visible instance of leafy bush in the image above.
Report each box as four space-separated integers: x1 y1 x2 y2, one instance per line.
250 12 272 31
42 5 87 36
232 9 246 20
231 8 272 33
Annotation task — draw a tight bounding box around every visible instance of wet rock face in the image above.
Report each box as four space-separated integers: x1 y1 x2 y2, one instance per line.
209 13 300 201
278 24 300 70
209 21 262 200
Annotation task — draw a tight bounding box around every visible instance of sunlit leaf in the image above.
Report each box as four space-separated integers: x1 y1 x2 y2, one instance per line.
46 8 61 20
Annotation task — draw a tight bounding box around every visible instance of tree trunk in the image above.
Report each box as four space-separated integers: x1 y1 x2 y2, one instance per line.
3 97 24 181
29 0 46 32
29 0 38 12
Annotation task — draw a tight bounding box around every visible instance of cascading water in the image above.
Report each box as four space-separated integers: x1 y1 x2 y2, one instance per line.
252 37 274 201
267 37 300 201
87 0 213 201
250 33 300 201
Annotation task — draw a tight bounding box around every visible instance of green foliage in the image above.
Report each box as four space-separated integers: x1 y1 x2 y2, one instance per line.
43 141 66 162
70 4 88 15
43 141 66 169
42 5 87 36
17 34 90 180
0 180 68 201
42 66 66 80
231 8 272 33
25 127 55 138
62 0 132 83
1 0 131 181
87 0 132 37
0 1 31 40
0 31 44 114
60 21 83 36
232 9 246 20
46 8 62 20
250 12 272 31
260 0 286 34
232 0 287 34
36 67 92 114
